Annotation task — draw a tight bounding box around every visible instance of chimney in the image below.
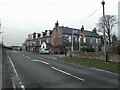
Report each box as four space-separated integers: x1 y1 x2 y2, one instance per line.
81 25 84 33
55 20 59 27
33 32 36 39
93 28 97 33
37 33 40 38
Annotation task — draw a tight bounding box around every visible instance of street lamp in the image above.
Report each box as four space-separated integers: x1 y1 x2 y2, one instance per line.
101 0 107 62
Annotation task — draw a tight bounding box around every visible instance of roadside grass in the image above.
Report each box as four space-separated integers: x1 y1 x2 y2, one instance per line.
59 57 120 73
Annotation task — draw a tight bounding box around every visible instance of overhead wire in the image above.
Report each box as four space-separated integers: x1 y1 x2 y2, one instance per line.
77 5 102 25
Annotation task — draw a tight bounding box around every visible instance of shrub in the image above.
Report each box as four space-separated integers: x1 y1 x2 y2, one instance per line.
81 47 95 52
108 45 120 55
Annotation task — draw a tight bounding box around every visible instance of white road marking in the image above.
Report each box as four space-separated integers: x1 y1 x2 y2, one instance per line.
13 51 17 53
21 54 24 56
51 66 71 76
21 85 25 90
91 67 118 75
53 58 57 60
32 59 49 65
7 53 25 90
51 66 85 81
8 55 19 76
25 56 31 59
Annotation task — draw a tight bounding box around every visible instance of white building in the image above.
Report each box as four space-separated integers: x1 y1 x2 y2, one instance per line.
118 1 120 40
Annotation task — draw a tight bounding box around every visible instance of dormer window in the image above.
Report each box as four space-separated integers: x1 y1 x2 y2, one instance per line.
41 32 43 37
47 30 50 36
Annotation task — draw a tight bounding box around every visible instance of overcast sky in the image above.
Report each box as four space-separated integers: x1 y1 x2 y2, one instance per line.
0 0 119 46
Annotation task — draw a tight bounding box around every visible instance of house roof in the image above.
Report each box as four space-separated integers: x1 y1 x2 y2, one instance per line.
59 26 100 38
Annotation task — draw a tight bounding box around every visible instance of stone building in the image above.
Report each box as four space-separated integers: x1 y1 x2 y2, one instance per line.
25 21 102 53
50 21 102 53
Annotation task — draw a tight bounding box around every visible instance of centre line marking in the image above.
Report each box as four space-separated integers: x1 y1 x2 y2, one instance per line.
51 66 85 81
21 54 24 56
32 59 49 65
25 56 31 59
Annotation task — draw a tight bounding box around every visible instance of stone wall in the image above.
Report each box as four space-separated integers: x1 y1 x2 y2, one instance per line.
67 51 120 63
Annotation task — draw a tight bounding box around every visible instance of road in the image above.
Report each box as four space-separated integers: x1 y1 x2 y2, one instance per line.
3 49 119 89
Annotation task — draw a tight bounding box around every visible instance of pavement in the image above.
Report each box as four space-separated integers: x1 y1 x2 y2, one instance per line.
0 46 2 89
2 48 13 89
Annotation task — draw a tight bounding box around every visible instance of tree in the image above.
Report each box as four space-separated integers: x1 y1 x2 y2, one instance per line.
112 34 118 45
97 15 118 45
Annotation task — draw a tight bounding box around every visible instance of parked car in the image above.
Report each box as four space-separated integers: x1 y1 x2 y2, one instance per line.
39 48 51 54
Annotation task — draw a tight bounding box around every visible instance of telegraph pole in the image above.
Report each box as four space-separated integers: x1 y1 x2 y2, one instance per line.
0 19 3 34
71 32 73 51
101 0 107 62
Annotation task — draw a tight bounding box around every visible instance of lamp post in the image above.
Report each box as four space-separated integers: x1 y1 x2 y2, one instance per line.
101 0 107 62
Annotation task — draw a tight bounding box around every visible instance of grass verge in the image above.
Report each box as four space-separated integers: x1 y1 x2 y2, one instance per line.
59 57 120 73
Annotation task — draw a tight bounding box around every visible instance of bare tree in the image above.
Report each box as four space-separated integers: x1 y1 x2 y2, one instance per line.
112 34 118 45
97 15 118 45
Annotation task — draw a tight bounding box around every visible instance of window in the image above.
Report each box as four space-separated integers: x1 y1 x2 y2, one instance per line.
46 39 49 43
65 35 68 37
27 41 29 46
83 37 86 42
90 38 92 43
79 37 80 42
81 37 83 42
30 41 32 45
75 37 78 42
96 38 98 43
69 36 72 42
39 39 41 45
64 37 69 42
99 38 101 44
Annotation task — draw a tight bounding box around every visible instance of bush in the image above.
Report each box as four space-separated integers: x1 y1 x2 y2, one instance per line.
108 45 120 55
81 47 95 52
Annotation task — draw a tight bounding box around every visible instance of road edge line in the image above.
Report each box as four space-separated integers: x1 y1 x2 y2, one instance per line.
7 52 25 90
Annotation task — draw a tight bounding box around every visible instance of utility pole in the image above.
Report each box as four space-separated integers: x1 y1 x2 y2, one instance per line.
0 19 3 45
0 19 3 34
101 0 107 62
71 32 73 51
79 29 81 51
2 37 3 45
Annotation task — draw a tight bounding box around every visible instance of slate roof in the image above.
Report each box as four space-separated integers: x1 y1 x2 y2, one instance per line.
59 26 100 38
